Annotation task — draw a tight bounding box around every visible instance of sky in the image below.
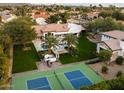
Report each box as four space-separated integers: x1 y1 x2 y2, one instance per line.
38 3 124 7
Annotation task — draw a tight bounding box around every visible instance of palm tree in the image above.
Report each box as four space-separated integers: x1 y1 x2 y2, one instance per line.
64 34 78 54
45 34 58 54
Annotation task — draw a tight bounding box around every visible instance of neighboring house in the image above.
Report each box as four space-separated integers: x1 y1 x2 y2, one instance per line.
0 10 17 23
97 30 124 61
31 10 49 25
31 10 49 19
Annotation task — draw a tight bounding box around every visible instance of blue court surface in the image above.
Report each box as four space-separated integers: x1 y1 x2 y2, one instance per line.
64 70 92 89
27 77 51 90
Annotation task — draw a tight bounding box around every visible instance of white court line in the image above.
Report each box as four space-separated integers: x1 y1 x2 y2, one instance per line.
69 76 86 81
31 85 50 90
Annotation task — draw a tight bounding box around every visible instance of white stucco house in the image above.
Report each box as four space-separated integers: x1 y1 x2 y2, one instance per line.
33 23 85 38
97 30 124 61
32 23 85 58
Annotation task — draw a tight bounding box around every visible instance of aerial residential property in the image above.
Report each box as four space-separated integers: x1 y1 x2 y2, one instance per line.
0 3 124 91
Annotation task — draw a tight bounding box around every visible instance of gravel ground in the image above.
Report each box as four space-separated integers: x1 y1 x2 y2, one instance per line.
89 62 124 80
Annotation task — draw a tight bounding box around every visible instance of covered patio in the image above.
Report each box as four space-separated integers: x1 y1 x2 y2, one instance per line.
51 45 68 58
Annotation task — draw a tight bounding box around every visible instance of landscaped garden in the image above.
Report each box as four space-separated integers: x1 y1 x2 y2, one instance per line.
12 43 40 73
60 32 97 64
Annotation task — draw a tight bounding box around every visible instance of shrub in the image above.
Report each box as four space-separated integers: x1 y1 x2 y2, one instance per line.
101 66 108 73
81 81 111 90
116 71 123 77
98 50 112 62
116 56 124 65
81 75 124 90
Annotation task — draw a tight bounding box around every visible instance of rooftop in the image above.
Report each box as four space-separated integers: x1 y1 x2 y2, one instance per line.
102 30 124 40
33 24 68 33
103 39 122 51
32 10 49 19
33 23 84 37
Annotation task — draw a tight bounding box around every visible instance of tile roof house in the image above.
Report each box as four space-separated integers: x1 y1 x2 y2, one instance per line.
31 10 49 19
33 23 85 38
31 10 49 25
97 30 124 61
32 23 85 58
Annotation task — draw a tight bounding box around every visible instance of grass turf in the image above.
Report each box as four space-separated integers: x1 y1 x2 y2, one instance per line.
12 43 40 73
60 34 97 64
12 63 103 90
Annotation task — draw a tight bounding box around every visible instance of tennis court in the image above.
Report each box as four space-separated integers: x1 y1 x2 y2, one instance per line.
12 63 103 90
27 77 51 90
64 70 92 89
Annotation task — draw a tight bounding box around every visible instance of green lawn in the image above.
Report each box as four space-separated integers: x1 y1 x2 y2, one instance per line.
60 33 97 64
12 43 40 73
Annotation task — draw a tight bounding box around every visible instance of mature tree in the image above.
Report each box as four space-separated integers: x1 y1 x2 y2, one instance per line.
0 46 9 89
46 14 59 23
109 5 117 10
98 10 112 18
46 12 70 23
82 75 124 90
112 10 124 21
15 5 30 16
64 34 78 54
98 50 112 62
45 7 54 12
87 17 124 32
64 6 71 11
4 17 36 48
99 4 103 9
45 34 58 54
0 34 11 55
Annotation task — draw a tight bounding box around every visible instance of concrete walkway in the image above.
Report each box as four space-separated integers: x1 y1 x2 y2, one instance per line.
12 58 99 77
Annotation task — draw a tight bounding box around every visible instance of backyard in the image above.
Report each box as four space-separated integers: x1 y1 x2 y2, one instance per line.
60 33 97 64
12 43 40 73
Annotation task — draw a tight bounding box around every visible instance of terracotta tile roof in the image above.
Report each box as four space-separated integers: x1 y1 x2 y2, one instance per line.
33 24 69 36
103 39 122 51
102 30 124 40
32 10 49 19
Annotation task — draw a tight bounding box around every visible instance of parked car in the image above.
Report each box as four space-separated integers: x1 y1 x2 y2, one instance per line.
44 54 57 63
